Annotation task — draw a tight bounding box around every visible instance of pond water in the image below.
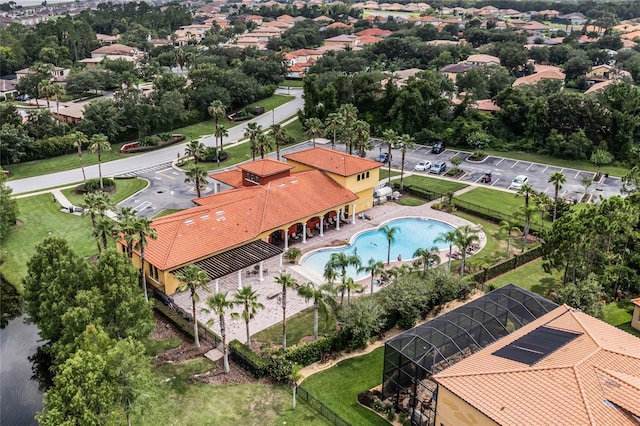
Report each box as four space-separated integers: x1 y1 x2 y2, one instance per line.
0 315 43 426
300 217 454 280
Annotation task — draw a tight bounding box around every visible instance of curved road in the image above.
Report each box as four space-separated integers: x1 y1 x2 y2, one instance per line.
8 88 304 195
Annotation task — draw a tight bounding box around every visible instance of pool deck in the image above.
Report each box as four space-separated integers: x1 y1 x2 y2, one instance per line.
171 199 485 357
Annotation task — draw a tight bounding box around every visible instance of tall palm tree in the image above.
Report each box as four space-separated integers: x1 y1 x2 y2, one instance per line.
275 273 298 351
337 103 358 154
208 100 226 147
305 117 323 147
116 206 138 258
398 134 415 190
382 129 398 185
215 125 229 167
38 80 53 109
380 224 399 265
94 215 115 253
82 191 113 253
515 205 537 253
413 247 441 276
358 258 385 295
184 140 205 164
88 134 111 190
352 120 370 157
202 292 234 373
176 265 210 349
244 122 262 161
337 277 362 305
184 164 208 198
435 229 458 273
516 183 536 209
325 113 343 150
133 216 157 303
72 131 88 184
548 171 567 222
270 124 288 161
232 286 264 351
499 220 520 259
297 282 336 340
50 83 64 113
254 132 273 159
453 226 479 276
324 251 361 304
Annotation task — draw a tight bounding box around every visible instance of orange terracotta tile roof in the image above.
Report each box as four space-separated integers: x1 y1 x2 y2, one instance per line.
356 28 392 37
433 305 640 426
238 158 293 176
358 35 383 44
284 147 380 176
631 297 640 307
209 169 243 187
513 68 565 86
145 170 358 270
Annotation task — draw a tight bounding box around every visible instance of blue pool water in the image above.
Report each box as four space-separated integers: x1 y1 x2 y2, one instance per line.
300 217 455 280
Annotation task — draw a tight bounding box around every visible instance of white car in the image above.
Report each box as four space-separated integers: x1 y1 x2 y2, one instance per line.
414 160 432 172
510 175 529 190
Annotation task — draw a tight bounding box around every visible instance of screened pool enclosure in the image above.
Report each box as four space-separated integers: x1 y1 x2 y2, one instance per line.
381 284 558 426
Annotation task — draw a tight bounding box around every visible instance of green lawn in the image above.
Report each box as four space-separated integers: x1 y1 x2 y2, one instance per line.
301 347 389 426
0 194 97 289
485 258 560 296
483 149 630 178
284 118 306 143
603 301 640 338
61 178 148 206
253 307 337 348
397 195 425 206
401 174 468 195
379 169 400 181
280 79 304 88
142 336 181 357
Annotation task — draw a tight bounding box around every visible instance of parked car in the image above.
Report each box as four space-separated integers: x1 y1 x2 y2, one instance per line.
430 160 447 175
414 160 432 172
375 152 390 163
510 175 528 190
431 141 445 154
15 94 29 101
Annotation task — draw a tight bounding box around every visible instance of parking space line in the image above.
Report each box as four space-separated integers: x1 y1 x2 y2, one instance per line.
474 176 482 183
491 178 500 186
526 163 534 171
574 171 581 179
156 172 176 179
496 158 504 166
543 186 550 194
560 168 565 173
511 161 519 168
541 166 548 174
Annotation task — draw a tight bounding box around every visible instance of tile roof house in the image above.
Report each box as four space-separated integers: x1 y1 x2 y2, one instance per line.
631 298 640 331
433 304 640 426
440 63 477 83
126 149 380 295
513 66 565 87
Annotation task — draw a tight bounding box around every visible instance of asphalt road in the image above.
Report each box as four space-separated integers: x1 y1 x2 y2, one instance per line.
369 141 624 201
7 88 304 195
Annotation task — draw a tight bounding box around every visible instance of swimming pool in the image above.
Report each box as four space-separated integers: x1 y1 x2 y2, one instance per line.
300 217 455 281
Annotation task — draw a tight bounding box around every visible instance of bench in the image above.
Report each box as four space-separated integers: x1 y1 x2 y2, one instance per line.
267 292 281 300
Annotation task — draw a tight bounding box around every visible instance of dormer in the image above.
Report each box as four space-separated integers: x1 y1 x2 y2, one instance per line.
237 158 294 186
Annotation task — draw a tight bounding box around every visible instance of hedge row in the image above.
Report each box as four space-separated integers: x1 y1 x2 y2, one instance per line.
469 245 545 285
229 339 270 378
153 300 220 345
405 185 445 202
284 332 349 366
124 134 186 154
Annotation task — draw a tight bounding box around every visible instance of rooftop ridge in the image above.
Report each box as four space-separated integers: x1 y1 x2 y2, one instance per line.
570 307 640 359
573 364 598 426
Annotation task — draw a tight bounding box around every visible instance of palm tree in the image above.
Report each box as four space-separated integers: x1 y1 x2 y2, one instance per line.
297 282 336 340
215 125 229 167
515 205 537 253
184 140 205 164
254 132 273 159
499 220 520 259
82 191 113 253
358 258 385 295
548 171 566 222
50 83 64 113
324 251 361 304
382 129 398 185
176 265 210 349
337 103 358 154
116 207 138 258
435 230 458 273
516 183 536 209
94 215 115 253
202 292 234 373
398 134 415 190
453 226 479 276
352 120 370 157
337 277 362 305
325 113 343 150
380 225 399 265
244 122 262 161
88 134 111 190
232 286 264 351
208 100 226 147
38 80 53 109
270 124 288 161
413 247 441 276
133 216 157 303
72 131 88 184
305 117 324 147
275 273 298 351
184 164 208 198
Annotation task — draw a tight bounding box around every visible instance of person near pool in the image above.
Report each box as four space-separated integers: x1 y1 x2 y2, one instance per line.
397 254 402 261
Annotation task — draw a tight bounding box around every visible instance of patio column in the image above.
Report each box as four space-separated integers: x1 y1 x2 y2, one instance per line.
215 279 220 294
237 270 242 289
302 223 307 243
352 204 357 224
319 217 324 237
284 228 289 250
259 261 264 282
336 210 341 230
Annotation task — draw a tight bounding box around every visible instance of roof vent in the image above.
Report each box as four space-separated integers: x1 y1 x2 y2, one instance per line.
184 219 195 225
291 180 297 184
215 210 224 216
279 183 286 187
200 215 209 220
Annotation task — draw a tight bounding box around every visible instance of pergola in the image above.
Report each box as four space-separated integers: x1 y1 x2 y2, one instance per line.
172 240 283 292
382 284 558 426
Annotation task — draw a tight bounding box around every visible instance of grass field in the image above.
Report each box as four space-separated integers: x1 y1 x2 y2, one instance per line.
61 178 148 206
284 118 306 143
483 149 630 178
301 346 389 425
401 174 468 195
253 307 337 348
486 258 560 295
603 300 640 338
0 194 97 288
397 195 425 206
280 79 304 88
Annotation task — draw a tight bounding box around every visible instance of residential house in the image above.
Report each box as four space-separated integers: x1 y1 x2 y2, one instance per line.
513 65 565 87
557 12 587 25
440 63 477 83
465 54 500 66
96 33 120 45
80 44 143 68
16 66 69 83
632 298 640 331
324 34 359 49
0 78 17 99
355 28 392 38
52 102 85 125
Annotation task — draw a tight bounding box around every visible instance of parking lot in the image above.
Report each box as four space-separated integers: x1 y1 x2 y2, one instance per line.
368 141 624 201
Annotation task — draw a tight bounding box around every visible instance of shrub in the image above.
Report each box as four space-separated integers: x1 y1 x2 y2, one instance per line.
202 147 229 162
285 333 349 366
83 177 115 193
138 135 163 147
267 356 295 383
229 340 269 378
